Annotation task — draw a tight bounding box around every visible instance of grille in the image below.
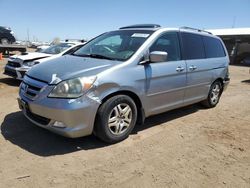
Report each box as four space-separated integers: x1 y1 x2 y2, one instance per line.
7 61 21 68
4 69 17 77
20 75 48 100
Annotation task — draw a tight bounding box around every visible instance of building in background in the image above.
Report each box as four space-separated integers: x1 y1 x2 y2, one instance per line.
208 28 250 65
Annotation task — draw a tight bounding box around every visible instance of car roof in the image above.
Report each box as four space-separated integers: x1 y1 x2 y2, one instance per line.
118 24 217 38
119 24 161 30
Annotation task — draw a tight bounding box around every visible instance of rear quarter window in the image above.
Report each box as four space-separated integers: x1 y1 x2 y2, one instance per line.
181 32 205 60
203 36 226 58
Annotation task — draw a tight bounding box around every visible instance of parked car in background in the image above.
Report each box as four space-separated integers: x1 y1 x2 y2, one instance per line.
35 45 51 52
240 56 250 65
18 24 230 143
0 26 16 44
4 42 85 79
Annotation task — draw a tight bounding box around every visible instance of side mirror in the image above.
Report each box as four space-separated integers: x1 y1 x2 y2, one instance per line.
139 51 168 65
149 51 168 63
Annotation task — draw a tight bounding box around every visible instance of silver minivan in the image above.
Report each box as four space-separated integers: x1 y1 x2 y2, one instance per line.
18 25 230 143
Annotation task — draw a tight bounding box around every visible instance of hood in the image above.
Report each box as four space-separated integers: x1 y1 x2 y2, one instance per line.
27 55 121 84
10 52 52 62
34 54 61 64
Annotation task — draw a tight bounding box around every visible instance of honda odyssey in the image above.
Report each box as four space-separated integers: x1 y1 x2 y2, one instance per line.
18 24 230 143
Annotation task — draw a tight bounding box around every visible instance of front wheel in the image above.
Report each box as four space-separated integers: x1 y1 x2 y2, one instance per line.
94 95 137 143
1 38 9 44
201 81 223 108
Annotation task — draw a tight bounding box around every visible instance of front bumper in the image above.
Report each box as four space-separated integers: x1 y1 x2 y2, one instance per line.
223 77 230 91
4 65 29 80
18 91 100 138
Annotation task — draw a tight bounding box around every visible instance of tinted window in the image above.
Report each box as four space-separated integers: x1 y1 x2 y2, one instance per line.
203 36 225 58
181 33 205 60
150 32 181 61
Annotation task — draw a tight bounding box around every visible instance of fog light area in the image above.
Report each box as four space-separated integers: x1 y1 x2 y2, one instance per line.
52 121 67 128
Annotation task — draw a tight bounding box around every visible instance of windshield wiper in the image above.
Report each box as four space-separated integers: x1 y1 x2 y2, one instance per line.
75 53 113 60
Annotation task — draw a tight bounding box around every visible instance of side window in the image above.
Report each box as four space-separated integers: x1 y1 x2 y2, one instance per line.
181 33 205 60
203 36 226 58
150 32 181 61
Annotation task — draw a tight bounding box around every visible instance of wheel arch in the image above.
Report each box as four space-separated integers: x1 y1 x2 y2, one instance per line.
99 90 145 125
213 77 224 91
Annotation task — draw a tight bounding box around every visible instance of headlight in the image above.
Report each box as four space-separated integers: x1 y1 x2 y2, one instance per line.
48 76 97 98
23 61 38 67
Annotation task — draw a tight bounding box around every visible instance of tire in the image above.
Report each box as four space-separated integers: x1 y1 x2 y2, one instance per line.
1 38 9 44
201 81 223 108
94 95 137 143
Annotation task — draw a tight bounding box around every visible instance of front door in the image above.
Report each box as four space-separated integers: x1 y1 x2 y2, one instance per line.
144 32 187 115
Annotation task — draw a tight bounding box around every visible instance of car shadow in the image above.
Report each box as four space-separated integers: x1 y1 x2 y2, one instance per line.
0 78 21 87
1 111 107 156
1 104 202 157
242 79 250 84
132 104 200 134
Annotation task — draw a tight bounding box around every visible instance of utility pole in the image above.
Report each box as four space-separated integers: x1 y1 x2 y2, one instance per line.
232 16 236 28
27 28 30 42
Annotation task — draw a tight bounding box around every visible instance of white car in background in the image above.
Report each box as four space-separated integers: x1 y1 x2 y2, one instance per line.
35 45 51 52
4 42 85 80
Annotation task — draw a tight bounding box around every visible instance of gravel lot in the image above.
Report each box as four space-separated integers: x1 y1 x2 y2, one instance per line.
0 56 250 188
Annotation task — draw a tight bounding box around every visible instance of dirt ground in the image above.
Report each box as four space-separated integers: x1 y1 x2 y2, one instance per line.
0 56 249 188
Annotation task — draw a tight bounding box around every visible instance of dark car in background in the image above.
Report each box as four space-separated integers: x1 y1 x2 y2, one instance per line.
0 26 16 44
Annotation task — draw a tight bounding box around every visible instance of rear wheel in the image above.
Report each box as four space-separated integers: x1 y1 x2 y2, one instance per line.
201 81 223 108
94 95 137 143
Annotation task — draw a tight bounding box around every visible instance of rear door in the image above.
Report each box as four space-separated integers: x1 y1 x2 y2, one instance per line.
181 32 212 104
144 32 187 115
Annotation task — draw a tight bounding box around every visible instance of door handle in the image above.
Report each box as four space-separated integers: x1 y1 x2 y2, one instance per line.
189 65 197 71
176 66 185 72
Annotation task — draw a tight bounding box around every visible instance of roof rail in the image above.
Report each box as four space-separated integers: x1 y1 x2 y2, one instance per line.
180 26 212 35
120 24 161 30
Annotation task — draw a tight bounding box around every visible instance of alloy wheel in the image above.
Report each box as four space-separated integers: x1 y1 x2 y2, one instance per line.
210 83 221 105
108 103 132 135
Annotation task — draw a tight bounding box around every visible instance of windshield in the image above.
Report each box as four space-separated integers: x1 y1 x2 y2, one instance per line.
41 43 74 54
73 30 153 61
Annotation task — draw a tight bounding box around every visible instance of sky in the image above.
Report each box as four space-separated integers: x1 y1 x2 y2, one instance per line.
1 0 250 42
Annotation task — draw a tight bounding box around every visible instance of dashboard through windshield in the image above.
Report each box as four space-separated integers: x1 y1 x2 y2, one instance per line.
73 30 154 61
